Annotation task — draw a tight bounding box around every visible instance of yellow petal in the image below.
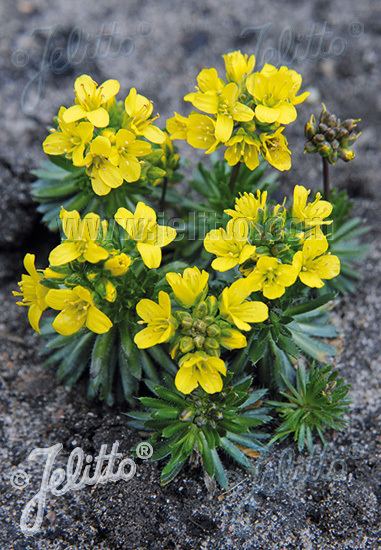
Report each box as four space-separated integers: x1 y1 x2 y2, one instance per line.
119 156 141 182
142 125 165 144
134 326 166 349
313 254 340 279
63 105 87 123
299 271 325 288
211 257 239 272
86 306 113 334
99 79 120 101
277 103 297 124
83 241 109 263
197 365 223 394
53 307 86 336
137 242 161 268
255 105 279 124
28 304 43 333
215 114 233 142
175 366 198 394
46 289 75 310
220 329 247 350
87 108 109 128
263 282 285 299
49 242 81 266
91 172 111 196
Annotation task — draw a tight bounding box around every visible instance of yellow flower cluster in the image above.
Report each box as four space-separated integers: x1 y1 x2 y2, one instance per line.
43 75 165 196
204 185 340 299
14 202 176 336
167 51 309 172
133 267 268 395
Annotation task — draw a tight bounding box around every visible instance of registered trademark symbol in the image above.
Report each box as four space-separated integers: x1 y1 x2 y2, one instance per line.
350 22 364 36
136 441 153 459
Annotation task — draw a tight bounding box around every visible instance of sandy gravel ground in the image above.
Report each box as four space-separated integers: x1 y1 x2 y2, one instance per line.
0 0 380 548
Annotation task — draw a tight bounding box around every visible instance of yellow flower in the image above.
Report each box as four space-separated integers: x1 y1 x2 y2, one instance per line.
166 112 189 140
219 328 247 350
43 267 65 279
110 129 151 183
134 291 176 348
224 190 267 224
292 238 340 288
166 266 209 308
63 74 120 128
223 50 256 84
104 280 117 302
204 219 256 272
247 256 299 299
292 185 333 227
46 285 113 336
224 129 260 170
124 88 165 144
43 107 94 165
104 253 132 276
76 135 124 196
49 209 108 266
186 113 219 153
175 351 226 394
115 202 176 269
246 64 309 125
219 278 268 331
13 254 48 333
260 127 291 171
185 68 254 142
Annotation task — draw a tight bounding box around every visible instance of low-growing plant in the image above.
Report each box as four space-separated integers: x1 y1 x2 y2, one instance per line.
14 50 361 487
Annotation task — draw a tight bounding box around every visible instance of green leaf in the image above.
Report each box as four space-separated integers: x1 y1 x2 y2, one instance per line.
160 458 187 486
147 346 177 375
88 328 116 399
284 292 336 316
220 437 253 470
290 329 336 363
210 448 228 489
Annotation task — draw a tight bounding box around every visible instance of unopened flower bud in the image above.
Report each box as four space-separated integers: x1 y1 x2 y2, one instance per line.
204 337 220 353
177 311 193 329
207 324 221 338
179 336 194 353
339 148 355 162
206 296 218 316
193 335 205 349
342 118 360 132
304 142 316 154
180 409 194 421
327 114 338 127
304 115 316 139
193 319 207 333
194 301 208 319
336 127 349 140
313 133 325 144
325 128 336 141
318 142 332 156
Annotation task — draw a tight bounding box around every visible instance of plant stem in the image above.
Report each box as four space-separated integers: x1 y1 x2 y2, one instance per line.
229 163 241 196
322 157 330 199
160 177 168 211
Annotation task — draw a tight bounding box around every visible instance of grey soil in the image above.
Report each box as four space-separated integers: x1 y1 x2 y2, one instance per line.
0 0 380 548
